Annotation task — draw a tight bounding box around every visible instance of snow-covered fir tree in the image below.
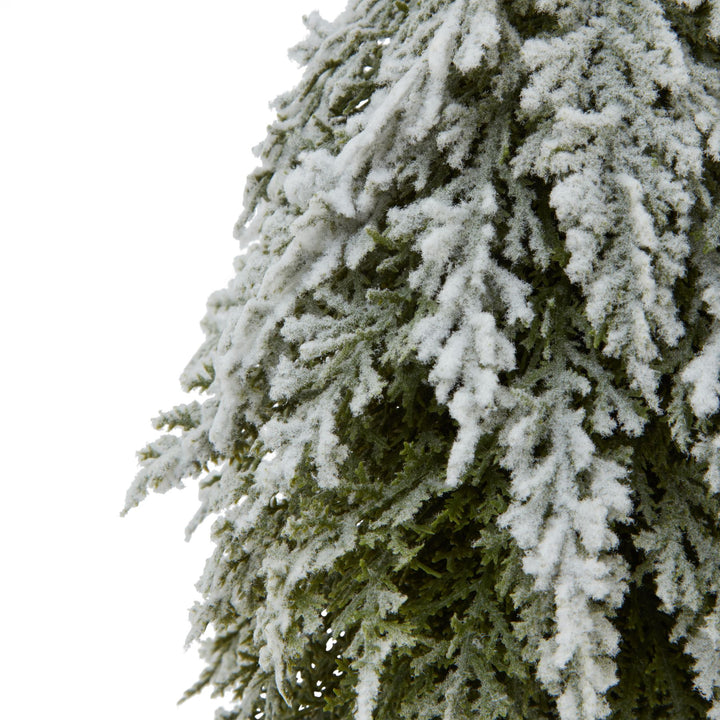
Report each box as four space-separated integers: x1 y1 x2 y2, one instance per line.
125 1 720 718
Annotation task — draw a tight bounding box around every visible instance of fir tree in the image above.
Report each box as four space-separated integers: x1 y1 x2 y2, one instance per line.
125 2 720 718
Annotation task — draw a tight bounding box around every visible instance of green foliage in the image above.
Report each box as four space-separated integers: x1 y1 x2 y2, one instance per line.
128 1 720 719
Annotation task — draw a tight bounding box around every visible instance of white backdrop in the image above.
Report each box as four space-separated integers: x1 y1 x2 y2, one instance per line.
0 1 345 717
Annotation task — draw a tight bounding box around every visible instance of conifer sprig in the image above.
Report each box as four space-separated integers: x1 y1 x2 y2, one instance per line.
129 2 720 718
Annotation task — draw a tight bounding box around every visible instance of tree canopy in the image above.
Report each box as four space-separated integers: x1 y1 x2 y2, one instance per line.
126 2 720 719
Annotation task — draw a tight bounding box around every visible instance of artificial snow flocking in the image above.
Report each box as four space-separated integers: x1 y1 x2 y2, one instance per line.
126 2 720 719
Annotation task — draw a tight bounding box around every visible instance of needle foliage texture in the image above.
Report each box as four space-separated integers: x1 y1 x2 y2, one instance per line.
126 1 720 718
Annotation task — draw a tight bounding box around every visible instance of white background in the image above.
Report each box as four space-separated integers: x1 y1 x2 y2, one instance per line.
0 1 345 717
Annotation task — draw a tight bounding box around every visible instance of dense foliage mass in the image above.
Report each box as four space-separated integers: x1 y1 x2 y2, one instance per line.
126 1 720 718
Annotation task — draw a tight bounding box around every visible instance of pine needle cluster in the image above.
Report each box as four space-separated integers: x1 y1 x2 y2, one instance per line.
127 2 720 718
